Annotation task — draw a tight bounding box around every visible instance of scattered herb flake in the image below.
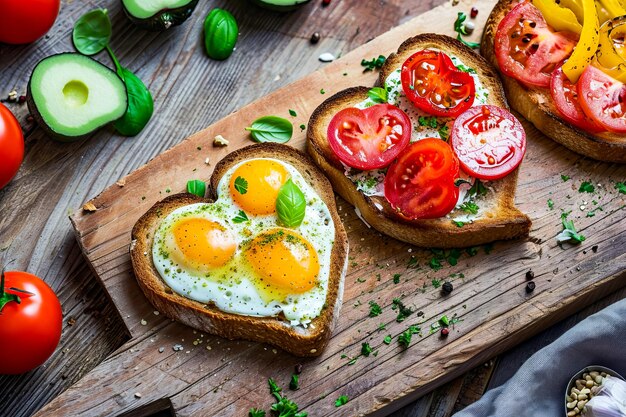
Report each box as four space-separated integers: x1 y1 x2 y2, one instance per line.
234 176 248 194
407 256 419 269
361 342 373 357
438 124 450 140
289 109 297 117
429 258 443 271
615 182 626 194
289 374 299 391
547 199 554 210
561 174 570 182
249 408 266 417
361 54 386 71
320 89 325 94
556 212 586 244
232 210 249 223
431 278 441 289
393 273 401 284
418 116 438 128
579 181 595 193
392 298 414 322
369 301 382 317
468 178 488 197
452 220 465 228
460 201 479 214
335 395 349 407
383 335 392 345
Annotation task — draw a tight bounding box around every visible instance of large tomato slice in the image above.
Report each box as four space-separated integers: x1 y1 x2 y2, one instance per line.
494 2 578 88
577 64 626 133
550 64 605 133
449 105 526 180
327 104 412 170
384 138 460 219
401 50 475 117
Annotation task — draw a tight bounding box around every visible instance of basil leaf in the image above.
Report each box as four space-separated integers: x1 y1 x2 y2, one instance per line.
275 179 306 227
203 8 239 60
114 67 154 136
367 87 388 103
186 180 206 197
245 116 293 144
232 210 248 224
73 9 112 55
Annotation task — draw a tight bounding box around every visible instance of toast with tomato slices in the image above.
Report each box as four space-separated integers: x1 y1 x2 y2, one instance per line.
307 34 531 248
482 0 626 163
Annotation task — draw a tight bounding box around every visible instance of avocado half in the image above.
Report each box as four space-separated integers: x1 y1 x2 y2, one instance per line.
122 0 199 31
251 0 311 12
27 53 128 142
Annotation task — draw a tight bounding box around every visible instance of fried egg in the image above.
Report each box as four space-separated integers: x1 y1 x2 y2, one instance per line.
152 158 335 326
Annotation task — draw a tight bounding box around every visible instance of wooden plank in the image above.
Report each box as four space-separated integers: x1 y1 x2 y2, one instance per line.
32 0 626 415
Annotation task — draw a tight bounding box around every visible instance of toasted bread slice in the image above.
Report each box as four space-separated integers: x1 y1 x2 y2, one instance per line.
482 0 626 163
307 34 530 248
130 143 349 357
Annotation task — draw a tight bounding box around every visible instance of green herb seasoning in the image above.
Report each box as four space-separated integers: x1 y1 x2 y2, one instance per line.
361 55 386 71
369 301 382 317
335 395 349 407
579 181 595 193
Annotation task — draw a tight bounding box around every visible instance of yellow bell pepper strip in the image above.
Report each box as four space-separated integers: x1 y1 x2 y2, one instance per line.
595 1 613 24
595 16 626 82
531 0 582 33
563 0 600 82
561 0 585 23
598 0 626 18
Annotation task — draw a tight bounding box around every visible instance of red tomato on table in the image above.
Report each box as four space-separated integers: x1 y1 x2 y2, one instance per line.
384 138 460 219
327 104 412 170
0 103 24 190
401 50 475 117
494 2 577 88
0 0 60 44
450 105 526 180
0 271 62 374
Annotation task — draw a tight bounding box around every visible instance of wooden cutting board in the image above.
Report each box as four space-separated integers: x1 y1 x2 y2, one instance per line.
38 0 626 416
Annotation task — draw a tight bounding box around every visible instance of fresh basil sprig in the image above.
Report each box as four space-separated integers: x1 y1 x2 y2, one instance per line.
72 9 111 55
276 179 306 228
367 87 388 104
245 116 293 144
186 180 206 197
72 9 154 136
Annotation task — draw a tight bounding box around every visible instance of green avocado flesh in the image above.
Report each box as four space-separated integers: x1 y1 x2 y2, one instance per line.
29 53 127 139
122 0 195 19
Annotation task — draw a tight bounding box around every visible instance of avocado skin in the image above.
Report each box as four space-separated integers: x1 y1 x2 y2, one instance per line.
122 0 199 31
27 53 128 143
250 0 311 12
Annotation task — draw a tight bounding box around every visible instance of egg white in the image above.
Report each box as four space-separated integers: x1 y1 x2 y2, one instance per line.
152 159 335 327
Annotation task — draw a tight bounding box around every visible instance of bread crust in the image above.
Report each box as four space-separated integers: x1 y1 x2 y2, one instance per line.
481 0 626 163
130 143 349 357
307 34 531 248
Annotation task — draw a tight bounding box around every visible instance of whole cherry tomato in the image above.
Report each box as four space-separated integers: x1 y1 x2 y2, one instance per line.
0 270 62 374
0 0 60 44
0 104 24 190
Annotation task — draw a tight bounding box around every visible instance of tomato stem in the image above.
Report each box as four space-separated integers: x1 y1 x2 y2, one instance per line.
0 268 21 313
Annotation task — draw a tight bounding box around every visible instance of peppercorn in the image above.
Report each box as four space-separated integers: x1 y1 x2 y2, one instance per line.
441 281 453 295
294 363 303 375
310 32 321 44
526 270 534 280
18 95 26 104
322 0 331 5
440 327 449 337
526 281 536 293
470 7 478 18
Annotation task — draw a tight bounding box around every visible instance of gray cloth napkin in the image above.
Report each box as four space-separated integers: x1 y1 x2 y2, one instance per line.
452 298 626 417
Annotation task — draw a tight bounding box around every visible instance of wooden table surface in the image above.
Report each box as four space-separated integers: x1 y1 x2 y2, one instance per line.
0 1 624 416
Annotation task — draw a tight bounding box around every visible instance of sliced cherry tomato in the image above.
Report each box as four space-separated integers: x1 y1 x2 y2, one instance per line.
400 50 475 117
384 138 460 219
0 270 62 374
450 105 526 180
577 64 626 133
0 103 24 190
494 2 578 87
327 104 412 170
0 0 60 44
550 64 605 133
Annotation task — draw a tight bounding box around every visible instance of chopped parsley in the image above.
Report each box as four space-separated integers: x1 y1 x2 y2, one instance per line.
289 109 297 117
429 258 443 271
455 63 477 73
615 182 626 194
383 335 392 344
452 220 465 228
579 181 595 193
361 55 386 71
378 323 386 330
547 199 554 210
438 124 450 141
393 273 401 284
368 87 388 103
392 298 414 322
429 314 461 334
561 174 570 182
418 116 438 128
320 89 325 94
556 212 586 244
289 374 299 390
431 278 441 289
460 201 479 214
468 178 488 197
249 408 266 417
398 325 420 348
267 378 307 417
234 176 248 194
299 124 306 131
361 342 373 356
453 12 480 49
369 301 382 317
232 210 249 223
335 395 349 407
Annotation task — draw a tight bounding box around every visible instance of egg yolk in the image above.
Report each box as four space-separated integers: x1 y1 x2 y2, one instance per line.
229 160 288 215
173 218 236 268
245 228 319 295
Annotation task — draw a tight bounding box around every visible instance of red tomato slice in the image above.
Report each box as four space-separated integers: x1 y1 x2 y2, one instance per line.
384 138 460 219
449 105 526 180
550 64 605 133
401 50 476 117
494 2 578 88
327 104 412 170
577 64 626 133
